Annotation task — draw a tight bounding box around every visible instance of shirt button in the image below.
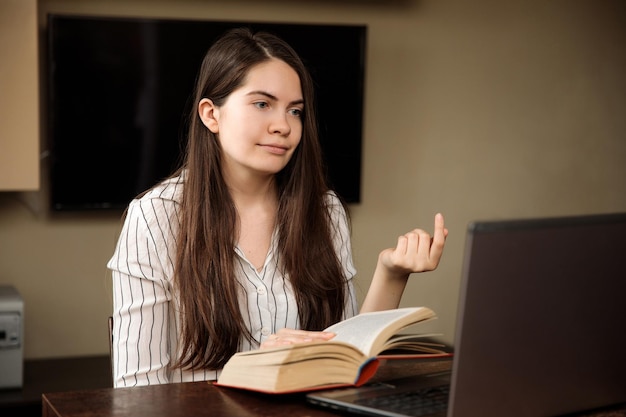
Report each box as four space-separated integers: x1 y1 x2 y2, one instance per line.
261 327 271 336
257 286 267 295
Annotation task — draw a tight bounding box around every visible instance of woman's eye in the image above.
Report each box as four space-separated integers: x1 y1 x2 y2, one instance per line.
254 101 269 109
289 108 303 117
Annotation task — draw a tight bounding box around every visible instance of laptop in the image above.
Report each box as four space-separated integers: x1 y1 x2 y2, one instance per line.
307 212 626 417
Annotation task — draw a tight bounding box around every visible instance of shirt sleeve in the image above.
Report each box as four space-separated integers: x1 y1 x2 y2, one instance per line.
326 192 359 320
107 194 179 387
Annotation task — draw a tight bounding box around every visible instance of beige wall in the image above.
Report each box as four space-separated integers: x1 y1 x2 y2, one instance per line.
1 0 625 359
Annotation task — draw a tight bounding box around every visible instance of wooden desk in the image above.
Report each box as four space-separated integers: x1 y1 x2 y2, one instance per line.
43 381 340 417
41 357 626 417
42 358 454 417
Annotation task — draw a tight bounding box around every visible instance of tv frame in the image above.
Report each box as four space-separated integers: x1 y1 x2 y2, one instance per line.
45 14 367 211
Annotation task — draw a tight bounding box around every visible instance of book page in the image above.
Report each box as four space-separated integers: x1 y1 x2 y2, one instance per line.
324 307 434 357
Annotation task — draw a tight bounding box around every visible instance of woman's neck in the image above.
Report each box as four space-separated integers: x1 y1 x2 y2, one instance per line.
226 172 278 272
222 162 278 205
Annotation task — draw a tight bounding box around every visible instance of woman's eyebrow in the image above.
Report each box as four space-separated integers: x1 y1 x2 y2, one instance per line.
247 90 304 106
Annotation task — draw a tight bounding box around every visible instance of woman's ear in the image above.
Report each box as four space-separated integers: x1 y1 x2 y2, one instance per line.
198 98 219 133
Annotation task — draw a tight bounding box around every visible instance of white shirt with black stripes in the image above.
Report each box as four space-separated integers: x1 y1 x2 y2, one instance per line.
107 174 358 388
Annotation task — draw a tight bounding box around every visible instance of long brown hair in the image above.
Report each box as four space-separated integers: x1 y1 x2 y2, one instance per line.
171 27 348 370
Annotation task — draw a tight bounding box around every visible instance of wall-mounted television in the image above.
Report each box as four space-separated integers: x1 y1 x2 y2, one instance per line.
46 14 366 211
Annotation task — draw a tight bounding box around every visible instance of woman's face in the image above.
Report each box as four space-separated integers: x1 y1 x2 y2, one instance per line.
199 58 303 181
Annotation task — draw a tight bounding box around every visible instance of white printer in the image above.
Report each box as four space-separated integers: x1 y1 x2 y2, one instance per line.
0 285 24 388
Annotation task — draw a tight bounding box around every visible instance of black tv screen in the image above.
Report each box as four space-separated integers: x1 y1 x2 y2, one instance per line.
46 14 366 211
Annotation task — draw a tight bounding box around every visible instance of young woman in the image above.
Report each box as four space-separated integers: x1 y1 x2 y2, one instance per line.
107 27 447 388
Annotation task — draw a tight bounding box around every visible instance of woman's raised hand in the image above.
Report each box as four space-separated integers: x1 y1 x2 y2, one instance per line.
378 213 448 276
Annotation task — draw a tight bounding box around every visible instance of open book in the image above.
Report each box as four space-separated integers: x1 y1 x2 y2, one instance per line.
214 307 451 394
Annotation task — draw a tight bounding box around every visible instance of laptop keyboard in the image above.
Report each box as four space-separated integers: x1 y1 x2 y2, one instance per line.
354 385 450 417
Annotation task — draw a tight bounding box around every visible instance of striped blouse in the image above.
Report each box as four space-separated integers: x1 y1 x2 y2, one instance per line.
107 174 358 388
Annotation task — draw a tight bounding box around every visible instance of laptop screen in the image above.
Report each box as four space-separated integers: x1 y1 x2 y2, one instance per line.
449 212 626 417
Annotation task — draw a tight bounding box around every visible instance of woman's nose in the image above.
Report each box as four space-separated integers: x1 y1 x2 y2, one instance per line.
269 111 291 136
